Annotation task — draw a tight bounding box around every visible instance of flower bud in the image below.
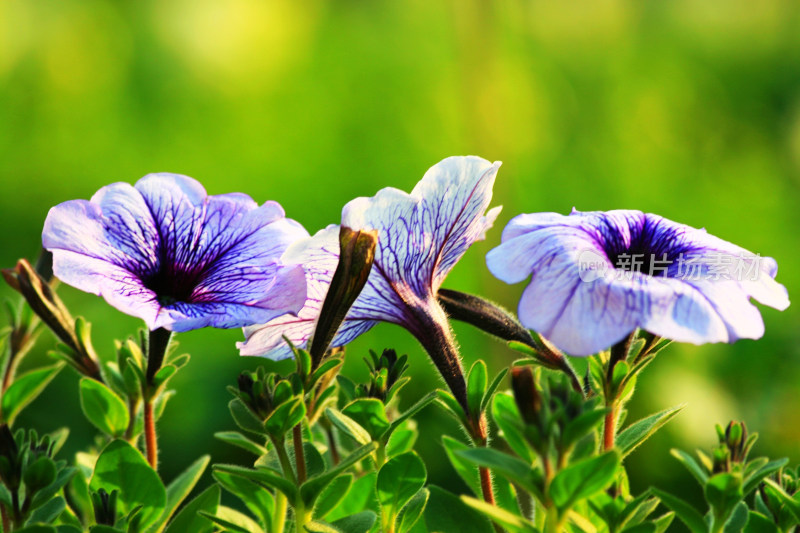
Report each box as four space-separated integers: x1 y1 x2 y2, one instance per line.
511 366 541 425
92 488 118 526
309 226 377 367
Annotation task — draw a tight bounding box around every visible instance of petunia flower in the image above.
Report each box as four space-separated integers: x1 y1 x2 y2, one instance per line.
239 156 501 410
42 173 309 333
486 209 790 356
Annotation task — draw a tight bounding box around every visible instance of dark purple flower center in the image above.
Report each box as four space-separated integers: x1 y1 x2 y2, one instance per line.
142 265 203 306
601 217 690 277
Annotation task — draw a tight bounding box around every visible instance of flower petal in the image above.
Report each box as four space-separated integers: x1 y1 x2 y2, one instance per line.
342 156 501 296
488 209 789 355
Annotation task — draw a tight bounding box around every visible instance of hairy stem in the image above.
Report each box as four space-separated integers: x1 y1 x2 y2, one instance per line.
143 328 172 471
272 492 287 533
144 400 158 470
292 424 306 484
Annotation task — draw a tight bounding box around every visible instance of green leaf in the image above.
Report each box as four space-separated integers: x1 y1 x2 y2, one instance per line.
228 398 266 436
457 447 543 500
651 488 707 533
743 512 778 533
200 506 261 533
300 443 378 507
325 472 378 521
79 378 129 438
1 364 63 424
670 449 709 486
616 405 684 458
706 473 744 523
326 408 371 445
264 397 306 438
214 464 297 500
377 452 427 519
461 495 538 533
467 360 487 418
342 399 390 441
306 512 378 533
385 428 417 458
480 368 508 415
743 458 788 497
424 486 493 533
561 409 606 450
387 391 437 438
153 455 210 531
491 393 535 463
724 502 749 533
762 479 800 523
441 436 481 497
89 440 166 530
314 475 353 519
214 431 267 456
27 496 66 524
397 489 428 533
550 451 620 510
212 470 273 527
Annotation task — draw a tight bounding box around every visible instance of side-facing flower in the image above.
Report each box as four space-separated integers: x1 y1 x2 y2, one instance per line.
42 173 309 332
486 209 789 356
239 156 501 412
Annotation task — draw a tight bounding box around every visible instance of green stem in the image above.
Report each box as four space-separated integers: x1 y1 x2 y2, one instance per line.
272 492 287 533
271 436 296 484
294 504 310 533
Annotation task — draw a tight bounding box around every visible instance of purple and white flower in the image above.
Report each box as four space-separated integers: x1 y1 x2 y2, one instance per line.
239 156 502 361
486 209 790 356
42 173 308 332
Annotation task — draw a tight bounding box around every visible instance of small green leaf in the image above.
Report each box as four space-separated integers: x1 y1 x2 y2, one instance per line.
314 474 353 519
467 360 487 418
2 364 63 424
397 489 428 533
616 405 684 457
306 512 378 533
79 379 129 438
550 451 620 510
387 391 437 438
480 368 508 415
441 436 481 497
743 458 788 497
214 464 297 500
325 472 378 521
89 440 166 530
377 452 427 519
461 495 538 533
424 486 493 533
724 502 749 533
228 398 266 436
212 470 273 527
300 443 378 507
385 428 417 458
670 449 709 486
155 455 210 531
199 506 261 533
214 431 267 456
491 393 535 463
326 408 371 445
456 448 543 500
743 511 779 533
342 399 390 441
761 479 800 522
264 397 306 438
28 496 66 524
651 488 707 533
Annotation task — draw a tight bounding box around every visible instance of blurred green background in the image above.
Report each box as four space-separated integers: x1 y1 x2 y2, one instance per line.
1 0 799 519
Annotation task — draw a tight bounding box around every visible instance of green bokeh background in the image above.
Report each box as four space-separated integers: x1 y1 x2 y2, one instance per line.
1 0 799 516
